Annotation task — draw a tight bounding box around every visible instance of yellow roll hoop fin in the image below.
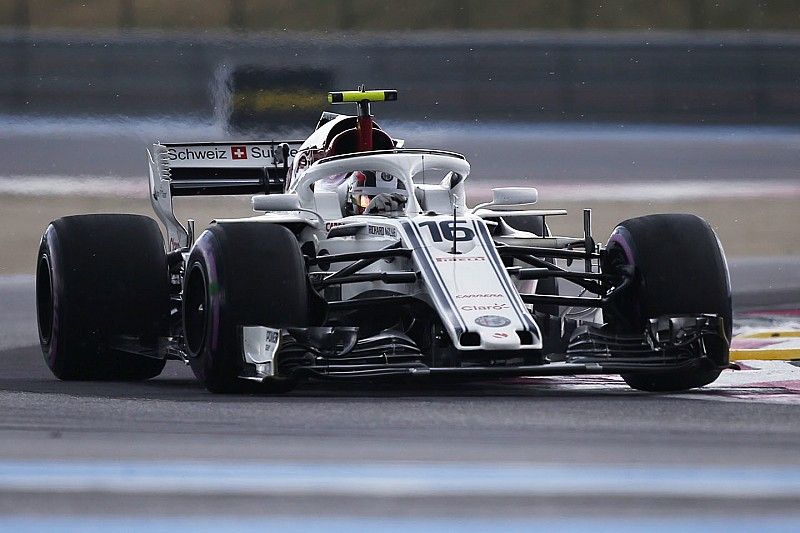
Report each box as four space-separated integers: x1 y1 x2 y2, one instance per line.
328 90 398 104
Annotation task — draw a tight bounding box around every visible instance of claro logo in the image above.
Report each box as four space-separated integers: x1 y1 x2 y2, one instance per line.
460 303 510 311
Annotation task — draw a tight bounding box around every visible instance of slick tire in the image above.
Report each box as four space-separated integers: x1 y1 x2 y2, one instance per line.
36 214 168 381
603 214 732 392
183 223 311 393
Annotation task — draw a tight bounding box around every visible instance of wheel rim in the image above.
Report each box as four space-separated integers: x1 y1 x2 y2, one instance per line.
184 263 208 356
36 254 54 345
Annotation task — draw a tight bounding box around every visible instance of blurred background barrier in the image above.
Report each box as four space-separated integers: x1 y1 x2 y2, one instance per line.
0 31 798 127
0 1 798 127
1 0 799 32
1 1 798 274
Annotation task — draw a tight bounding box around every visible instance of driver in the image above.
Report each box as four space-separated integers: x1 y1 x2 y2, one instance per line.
345 171 408 216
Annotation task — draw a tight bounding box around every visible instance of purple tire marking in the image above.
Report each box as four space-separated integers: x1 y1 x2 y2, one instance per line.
45 229 62 367
607 231 635 266
204 240 221 353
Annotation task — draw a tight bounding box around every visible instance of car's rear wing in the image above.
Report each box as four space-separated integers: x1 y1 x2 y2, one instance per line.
148 140 303 251
150 141 304 197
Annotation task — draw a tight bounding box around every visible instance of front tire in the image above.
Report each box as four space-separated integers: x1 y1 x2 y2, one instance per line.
603 214 731 392
183 223 312 393
36 214 168 381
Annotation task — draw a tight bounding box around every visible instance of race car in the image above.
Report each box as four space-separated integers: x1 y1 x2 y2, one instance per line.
35 88 733 393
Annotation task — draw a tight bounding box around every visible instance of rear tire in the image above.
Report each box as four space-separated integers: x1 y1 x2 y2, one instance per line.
603 214 731 392
36 215 168 381
183 223 311 393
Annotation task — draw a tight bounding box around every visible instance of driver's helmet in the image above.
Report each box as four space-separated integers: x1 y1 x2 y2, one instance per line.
346 170 407 215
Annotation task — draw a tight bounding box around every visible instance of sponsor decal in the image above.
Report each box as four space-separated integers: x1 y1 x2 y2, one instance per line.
492 332 509 339
367 225 398 238
475 315 512 328
325 221 346 231
250 146 297 160
380 172 394 182
166 145 299 165
231 146 248 160
456 293 503 299
461 303 510 312
168 147 228 162
435 256 486 263
241 326 281 369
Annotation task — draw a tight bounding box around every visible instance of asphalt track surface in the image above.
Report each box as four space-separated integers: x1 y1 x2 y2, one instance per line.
1 122 799 529
1 258 800 529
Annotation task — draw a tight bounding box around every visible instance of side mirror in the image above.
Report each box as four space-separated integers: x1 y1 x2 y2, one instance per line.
485 186 538 210
491 187 538 206
252 194 301 212
471 187 538 214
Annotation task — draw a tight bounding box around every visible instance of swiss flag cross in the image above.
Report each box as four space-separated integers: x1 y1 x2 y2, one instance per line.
231 146 247 160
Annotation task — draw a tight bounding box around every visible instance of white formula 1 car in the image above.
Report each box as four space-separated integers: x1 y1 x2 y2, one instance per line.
35 89 733 393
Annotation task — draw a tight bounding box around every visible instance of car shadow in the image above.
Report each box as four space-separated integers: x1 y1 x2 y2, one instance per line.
0 345 710 402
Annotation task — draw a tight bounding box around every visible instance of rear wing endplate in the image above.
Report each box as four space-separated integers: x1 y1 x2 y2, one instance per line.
148 140 302 251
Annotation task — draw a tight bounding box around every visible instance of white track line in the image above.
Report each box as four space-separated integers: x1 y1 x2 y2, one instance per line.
2 516 798 533
0 176 146 197
1 461 800 499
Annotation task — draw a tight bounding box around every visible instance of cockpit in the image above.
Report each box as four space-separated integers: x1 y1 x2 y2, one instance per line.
292 151 471 221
